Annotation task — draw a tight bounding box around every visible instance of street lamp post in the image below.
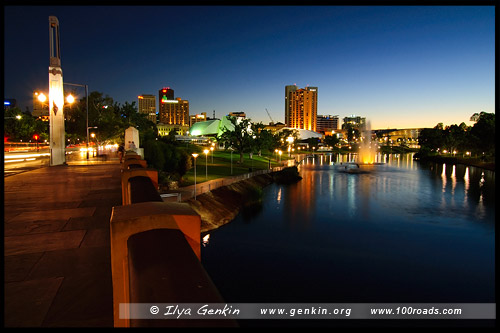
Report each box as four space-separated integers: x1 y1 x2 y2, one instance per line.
204 149 209 180
210 146 214 163
64 82 89 158
192 153 198 200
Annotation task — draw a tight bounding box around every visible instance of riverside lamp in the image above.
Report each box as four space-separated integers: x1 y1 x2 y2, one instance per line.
204 149 209 180
192 153 199 200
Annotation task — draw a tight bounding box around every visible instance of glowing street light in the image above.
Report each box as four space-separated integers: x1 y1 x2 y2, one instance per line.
5 114 22 120
204 149 209 180
91 132 97 157
37 92 47 103
66 94 75 104
192 153 199 200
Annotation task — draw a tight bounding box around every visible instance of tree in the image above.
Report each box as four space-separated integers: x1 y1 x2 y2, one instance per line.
274 128 298 151
217 116 253 163
343 123 360 143
443 124 468 154
249 122 274 156
4 107 47 142
470 112 495 156
418 127 444 153
323 134 340 149
307 137 319 150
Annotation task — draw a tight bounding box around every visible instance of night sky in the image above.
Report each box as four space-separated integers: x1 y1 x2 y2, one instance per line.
3 5 495 130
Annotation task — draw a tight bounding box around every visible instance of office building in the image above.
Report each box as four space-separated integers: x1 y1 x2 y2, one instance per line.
158 87 190 126
285 85 318 132
317 114 339 132
159 97 190 126
159 87 174 102
138 94 157 123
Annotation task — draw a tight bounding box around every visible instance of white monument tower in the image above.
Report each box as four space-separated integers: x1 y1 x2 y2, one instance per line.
48 16 66 165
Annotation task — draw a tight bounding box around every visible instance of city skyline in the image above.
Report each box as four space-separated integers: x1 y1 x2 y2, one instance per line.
4 5 495 130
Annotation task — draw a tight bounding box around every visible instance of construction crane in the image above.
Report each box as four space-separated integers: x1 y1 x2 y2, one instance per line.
265 108 274 125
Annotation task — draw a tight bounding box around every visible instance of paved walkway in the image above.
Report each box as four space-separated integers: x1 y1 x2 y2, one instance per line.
4 161 122 327
3 157 290 326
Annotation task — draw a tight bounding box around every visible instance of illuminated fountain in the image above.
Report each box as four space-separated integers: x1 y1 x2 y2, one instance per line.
337 121 382 173
357 121 378 165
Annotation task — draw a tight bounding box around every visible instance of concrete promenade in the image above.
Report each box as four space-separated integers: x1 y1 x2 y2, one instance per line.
4 155 288 326
4 159 122 327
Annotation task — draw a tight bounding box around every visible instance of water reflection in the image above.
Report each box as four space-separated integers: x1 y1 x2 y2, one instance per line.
290 153 495 228
424 160 495 223
202 153 494 304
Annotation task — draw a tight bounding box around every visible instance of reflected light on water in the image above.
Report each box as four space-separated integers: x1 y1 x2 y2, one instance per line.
451 165 456 195
464 167 470 200
441 163 447 192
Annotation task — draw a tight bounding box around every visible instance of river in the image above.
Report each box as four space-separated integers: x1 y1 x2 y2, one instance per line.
201 153 495 307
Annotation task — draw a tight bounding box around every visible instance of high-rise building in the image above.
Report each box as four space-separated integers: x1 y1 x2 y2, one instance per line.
284 85 297 127
158 87 189 126
159 97 190 126
285 85 318 132
138 94 157 123
159 87 174 102
317 115 339 132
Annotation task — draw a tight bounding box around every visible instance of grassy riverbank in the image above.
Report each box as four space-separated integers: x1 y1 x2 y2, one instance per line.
180 150 295 186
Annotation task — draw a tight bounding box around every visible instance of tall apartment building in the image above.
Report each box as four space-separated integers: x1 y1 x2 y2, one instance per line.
317 115 339 132
138 94 157 123
285 85 318 132
158 87 189 126
159 97 190 125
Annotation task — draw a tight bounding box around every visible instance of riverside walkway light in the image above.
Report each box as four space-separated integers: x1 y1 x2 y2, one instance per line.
204 149 209 180
192 153 199 200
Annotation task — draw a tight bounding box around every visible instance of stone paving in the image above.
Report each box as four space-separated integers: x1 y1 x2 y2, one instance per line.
4 161 122 327
3 157 282 326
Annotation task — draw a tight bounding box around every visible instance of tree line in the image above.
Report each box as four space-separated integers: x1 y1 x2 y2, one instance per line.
417 112 495 159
